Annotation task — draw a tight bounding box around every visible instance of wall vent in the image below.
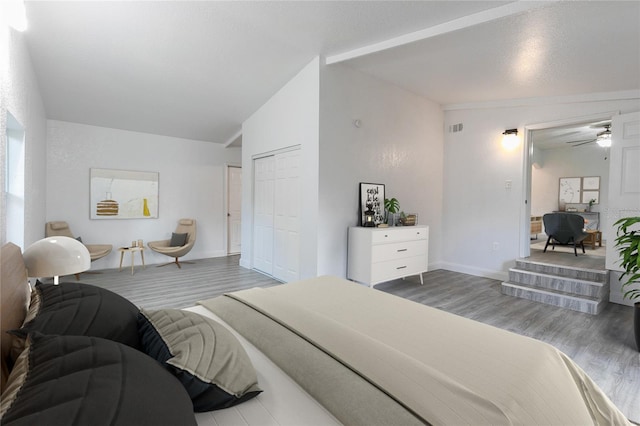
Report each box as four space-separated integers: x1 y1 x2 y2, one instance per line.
449 123 464 133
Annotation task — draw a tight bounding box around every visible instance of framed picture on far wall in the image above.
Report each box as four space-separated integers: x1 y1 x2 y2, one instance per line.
359 182 385 226
90 168 159 219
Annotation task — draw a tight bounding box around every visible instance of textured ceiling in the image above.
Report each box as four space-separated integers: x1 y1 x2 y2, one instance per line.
531 119 612 151
22 1 640 144
342 1 640 105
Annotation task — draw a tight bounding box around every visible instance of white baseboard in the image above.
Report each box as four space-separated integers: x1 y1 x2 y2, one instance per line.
438 261 509 282
239 257 251 269
428 261 445 272
193 249 227 259
609 270 638 306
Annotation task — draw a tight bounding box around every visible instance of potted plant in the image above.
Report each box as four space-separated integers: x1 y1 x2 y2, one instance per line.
613 216 640 351
384 197 400 226
587 198 596 212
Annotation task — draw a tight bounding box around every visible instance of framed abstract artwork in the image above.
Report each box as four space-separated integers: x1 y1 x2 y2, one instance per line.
90 168 159 219
581 176 600 204
359 182 385 226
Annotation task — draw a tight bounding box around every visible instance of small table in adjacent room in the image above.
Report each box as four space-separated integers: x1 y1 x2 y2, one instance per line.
584 230 602 250
118 247 146 275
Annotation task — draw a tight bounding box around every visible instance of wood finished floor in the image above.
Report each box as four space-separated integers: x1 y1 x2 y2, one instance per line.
70 255 639 422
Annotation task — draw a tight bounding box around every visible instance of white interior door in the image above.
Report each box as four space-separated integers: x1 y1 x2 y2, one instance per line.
273 150 301 282
227 166 242 254
253 156 275 275
605 111 640 305
606 111 640 271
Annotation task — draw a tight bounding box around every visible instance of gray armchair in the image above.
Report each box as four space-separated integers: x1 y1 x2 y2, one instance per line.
148 219 196 268
45 221 112 278
542 213 589 256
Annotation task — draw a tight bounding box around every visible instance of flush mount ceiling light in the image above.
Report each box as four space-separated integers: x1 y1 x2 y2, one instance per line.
502 128 519 150
596 125 612 148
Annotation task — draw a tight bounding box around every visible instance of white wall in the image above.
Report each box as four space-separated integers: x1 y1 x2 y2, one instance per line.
241 57 320 279
1 26 47 249
531 144 610 240
318 62 444 277
46 120 241 269
442 94 640 280
241 58 444 280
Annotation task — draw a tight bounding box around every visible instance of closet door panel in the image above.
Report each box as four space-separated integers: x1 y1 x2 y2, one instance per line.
253 156 275 275
273 150 301 282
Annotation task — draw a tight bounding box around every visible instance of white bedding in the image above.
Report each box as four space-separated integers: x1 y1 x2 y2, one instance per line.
211 276 631 425
184 305 341 426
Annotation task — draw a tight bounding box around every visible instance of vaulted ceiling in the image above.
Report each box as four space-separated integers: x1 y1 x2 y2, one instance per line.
22 1 640 145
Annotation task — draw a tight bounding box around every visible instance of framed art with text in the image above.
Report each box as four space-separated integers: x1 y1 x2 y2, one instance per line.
359 182 385 226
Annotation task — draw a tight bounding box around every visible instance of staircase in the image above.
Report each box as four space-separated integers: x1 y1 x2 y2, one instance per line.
501 258 609 315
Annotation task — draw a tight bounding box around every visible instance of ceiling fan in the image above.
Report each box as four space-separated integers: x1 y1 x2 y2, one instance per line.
566 124 612 147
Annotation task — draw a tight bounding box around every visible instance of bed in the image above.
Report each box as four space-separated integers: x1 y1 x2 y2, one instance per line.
0 242 632 425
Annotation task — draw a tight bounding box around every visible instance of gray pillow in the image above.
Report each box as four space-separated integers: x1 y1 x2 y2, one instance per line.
169 232 187 247
138 309 262 411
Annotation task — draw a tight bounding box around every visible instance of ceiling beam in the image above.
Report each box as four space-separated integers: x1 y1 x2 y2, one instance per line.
444 90 640 111
224 129 242 148
326 1 557 65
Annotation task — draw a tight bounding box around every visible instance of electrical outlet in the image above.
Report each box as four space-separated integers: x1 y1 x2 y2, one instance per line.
492 242 499 251
505 180 512 190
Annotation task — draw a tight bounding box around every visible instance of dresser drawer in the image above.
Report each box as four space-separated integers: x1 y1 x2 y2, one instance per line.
371 227 428 244
371 256 428 284
372 240 427 262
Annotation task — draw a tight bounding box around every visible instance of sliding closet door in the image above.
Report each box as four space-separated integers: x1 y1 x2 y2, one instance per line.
252 148 301 282
253 156 275 275
273 150 301 282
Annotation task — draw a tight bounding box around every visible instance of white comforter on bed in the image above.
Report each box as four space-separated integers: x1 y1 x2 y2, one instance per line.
184 306 341 426
216 276 630 426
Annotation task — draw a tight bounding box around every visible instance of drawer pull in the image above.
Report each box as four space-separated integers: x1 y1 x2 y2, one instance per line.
396 266 407 270
397 248 408 252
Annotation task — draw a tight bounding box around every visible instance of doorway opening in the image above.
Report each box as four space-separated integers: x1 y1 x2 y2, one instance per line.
226 165 242 255
522 112 616 269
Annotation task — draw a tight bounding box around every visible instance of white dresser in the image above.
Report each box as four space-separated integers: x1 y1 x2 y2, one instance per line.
347 226 429 288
